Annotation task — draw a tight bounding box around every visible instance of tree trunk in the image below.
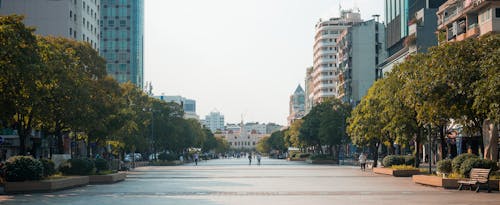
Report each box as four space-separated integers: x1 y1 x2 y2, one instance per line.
414 129 421 168
438 125 446 160
372 140 380 168
483 119 498 161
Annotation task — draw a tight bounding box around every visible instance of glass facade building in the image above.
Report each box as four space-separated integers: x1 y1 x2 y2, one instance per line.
100 0 144 88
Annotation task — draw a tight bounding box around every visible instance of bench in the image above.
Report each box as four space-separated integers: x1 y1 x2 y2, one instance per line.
457 168 491 193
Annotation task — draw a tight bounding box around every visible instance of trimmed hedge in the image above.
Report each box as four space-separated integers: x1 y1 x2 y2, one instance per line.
382 155 405 167
40 158 56 177
436 159 452 174
452 153 478 173
4 156 43 182
59 158 95 175
459 158 498 177
94 158 109 173
309 154 335 160
404 156 415 166
158 153 178 161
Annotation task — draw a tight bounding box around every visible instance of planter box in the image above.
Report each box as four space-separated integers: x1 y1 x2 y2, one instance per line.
412 175 500 190
305 159 338 164
412 175 460 189
373 167 420 177
5 176 89 194
89 172 126 184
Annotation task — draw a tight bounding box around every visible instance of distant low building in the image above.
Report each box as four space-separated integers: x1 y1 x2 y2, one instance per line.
223 121 268 150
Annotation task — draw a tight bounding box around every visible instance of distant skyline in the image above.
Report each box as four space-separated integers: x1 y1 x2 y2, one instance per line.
144 0 384 125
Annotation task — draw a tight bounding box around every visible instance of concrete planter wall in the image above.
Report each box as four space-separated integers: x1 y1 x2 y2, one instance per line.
5 176 89 194
412 175 500 190
373 167 420 177
89 172 126 184
412 175 460 189
305 159 338 164
287 158 306 161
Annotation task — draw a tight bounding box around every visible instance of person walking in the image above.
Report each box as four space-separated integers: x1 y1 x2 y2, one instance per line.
248 153 252 165
194 153 199 166
257 154 262 165
359 152 367 171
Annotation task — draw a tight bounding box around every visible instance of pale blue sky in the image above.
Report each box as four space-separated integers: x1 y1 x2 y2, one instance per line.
144 0 384 125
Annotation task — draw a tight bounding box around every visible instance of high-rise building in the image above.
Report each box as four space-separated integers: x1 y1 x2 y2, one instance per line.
304 67 314 114
436 0 500 43
337 20 387 105
311 9 362 105
0 0 100 50
287 85 305 125
380 0 446 74
100 0 144 88
154 95 199 120
203 111 225 133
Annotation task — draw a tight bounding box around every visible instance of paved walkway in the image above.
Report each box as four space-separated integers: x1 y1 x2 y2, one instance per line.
1 158 498 205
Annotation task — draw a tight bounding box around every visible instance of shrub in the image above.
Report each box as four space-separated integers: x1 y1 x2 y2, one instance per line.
94 158 109 173
59 158 95 175
158 153 178 161
404 156 415 166
459 158 498 177
309 154 335 160
436 159 452 174
4 156 43 182
40 158 56 177
382 155 405 167
452 153 478 173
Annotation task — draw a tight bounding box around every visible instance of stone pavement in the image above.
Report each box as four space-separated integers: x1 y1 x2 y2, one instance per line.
0 158 498 205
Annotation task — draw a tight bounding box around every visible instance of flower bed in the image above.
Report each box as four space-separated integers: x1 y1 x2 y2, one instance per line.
4 176 89 194
373 167 421 177
89 172 126 184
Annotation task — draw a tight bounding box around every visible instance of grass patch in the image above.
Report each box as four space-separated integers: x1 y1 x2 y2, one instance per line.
94 170 117 175
391 165 419 170
44 173 68 180
446 172 463 179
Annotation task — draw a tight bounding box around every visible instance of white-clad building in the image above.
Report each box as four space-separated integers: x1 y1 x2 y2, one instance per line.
311 9 362 104
203 111 225 133
0 0 101 50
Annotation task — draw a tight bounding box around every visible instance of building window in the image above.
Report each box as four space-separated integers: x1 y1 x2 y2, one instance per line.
496 8 500 18
69 28 72 36
83 1 85 9
70 10 72 18
83 17 86 25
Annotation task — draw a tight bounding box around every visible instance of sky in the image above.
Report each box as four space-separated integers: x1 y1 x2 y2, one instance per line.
144 0 384 125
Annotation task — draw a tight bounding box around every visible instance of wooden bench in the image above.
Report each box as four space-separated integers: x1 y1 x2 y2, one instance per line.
457 168 491 193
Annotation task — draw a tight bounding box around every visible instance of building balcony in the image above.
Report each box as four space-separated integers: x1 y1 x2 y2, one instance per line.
437 0 494 30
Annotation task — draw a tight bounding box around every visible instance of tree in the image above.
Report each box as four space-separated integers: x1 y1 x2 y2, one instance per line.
0 15 42 155
284 120 304 149
347 81 387 167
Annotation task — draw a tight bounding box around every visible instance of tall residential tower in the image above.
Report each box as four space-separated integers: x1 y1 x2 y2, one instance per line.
311 9 362 105
100 0 144 88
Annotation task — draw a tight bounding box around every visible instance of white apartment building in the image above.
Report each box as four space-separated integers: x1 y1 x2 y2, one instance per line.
0 0 100 50
203 111 225 133
311 9 362 104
